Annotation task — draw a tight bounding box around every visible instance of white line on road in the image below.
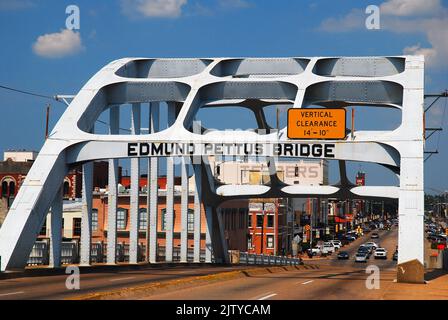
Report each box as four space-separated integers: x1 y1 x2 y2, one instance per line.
302 280 314 285
258 293 277 300
109 277 136 282
0 291 24 297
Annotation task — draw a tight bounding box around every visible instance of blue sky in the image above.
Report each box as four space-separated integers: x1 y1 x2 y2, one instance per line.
0 0 447 193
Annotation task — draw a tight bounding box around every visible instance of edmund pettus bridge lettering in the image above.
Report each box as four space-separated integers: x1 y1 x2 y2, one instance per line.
127 142 336 158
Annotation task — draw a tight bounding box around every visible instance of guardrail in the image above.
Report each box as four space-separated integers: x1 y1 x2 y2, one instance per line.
236 252 301 266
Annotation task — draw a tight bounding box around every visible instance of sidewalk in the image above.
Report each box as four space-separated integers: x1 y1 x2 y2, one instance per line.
382 269 448 300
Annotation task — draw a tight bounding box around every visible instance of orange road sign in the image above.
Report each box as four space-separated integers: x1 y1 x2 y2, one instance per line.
287 108 346 139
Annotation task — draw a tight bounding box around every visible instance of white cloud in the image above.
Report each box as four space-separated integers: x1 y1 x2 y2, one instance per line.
121 0 187 18
0 0 34 11
318 9 364 32
317 1 448 68
32 29 83 59
380 0 442 16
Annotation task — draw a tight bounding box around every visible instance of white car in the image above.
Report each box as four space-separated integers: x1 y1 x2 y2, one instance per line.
355 252 368 263
374 248 388 259
364 242 379 250
329 240 342 250
309 247 321 256
323 242 335 254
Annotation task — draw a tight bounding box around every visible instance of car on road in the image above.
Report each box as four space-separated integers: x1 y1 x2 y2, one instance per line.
357 247 371 258
374 248 388 259
359 244 373 255
355 252 368 263
371 232 379 239
392 250 398 261
329 240 342 250
323 242 335 254
337 251 350 260
364 242 379 250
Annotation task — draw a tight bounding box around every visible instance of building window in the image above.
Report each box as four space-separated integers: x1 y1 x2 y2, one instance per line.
215 164 221 176
161 209 175 231
117 208 127 230
247 234 253 249
73 218 82 237
187 209 194 232
267 215 274 228
267 235 274 248
40 219 47 236
256 215 263 228
8 181 15 196
1 181 7 197
92 209 98 231
63 180 70 198
139 208 147 231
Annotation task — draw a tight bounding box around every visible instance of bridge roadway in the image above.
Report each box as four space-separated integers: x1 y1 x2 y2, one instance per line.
142 228 400 300
0 227 400 300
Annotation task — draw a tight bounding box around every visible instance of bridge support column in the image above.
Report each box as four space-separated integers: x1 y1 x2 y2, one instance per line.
49 184 63 268
205 206 213 263
216 208 229 264
165 102 176 262
193 163 202 263
129 103 141 264
80 161 93 266
148 102 159 263
397 156 425 283
180 158 189 263
107 106 119 264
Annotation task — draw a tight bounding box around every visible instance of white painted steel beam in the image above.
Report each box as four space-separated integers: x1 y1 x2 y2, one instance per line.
49 184 63 268
129 103 141 264
193 163 202 263
180 157 189 262
204 205 213 263
165 102 176 262
107 106 119 264
80 161 93 266
148 102 159 263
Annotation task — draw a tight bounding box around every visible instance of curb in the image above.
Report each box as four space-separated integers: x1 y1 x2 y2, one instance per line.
68 264 320 300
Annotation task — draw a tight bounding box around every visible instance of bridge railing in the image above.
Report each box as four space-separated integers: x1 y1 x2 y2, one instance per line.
236 251 301 266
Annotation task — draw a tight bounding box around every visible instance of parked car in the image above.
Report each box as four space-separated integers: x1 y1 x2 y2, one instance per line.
323 242 335 254
309 247 321 256
371 233 379 239
355 252 368 263
329 240 342 250
374 248 388 259
337 251 350 260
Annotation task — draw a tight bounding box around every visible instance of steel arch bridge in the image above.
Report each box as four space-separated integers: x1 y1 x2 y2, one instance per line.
0 56 425 283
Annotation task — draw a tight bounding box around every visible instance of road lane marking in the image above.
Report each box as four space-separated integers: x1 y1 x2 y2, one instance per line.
258 293 277 300
301 280 314 285
0 291 24 297
109 277 136 282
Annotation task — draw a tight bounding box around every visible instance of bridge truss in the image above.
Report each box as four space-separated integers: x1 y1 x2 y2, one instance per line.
0 56 424 282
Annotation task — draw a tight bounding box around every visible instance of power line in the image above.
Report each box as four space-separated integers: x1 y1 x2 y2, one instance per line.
0 84 55 101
